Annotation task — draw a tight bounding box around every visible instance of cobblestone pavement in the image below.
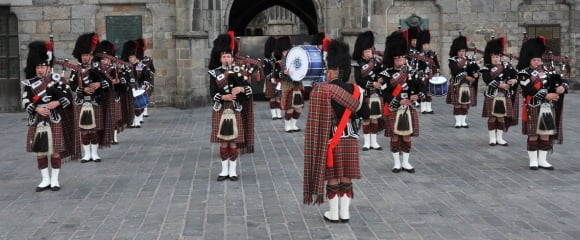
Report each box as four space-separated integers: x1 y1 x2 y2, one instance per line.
1 93 579 240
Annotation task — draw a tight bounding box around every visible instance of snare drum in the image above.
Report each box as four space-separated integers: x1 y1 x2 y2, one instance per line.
285 45 325 81
133 88 149 109
429 76 448 96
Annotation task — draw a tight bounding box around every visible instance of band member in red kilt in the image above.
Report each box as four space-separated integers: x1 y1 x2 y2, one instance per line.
122 39 154 128
209 33 254 182
22 41 79 192
415 29 440 114
379 30 426 173
276 36 304 132
303 39 367 223
352 31 384 151
262 36 282 120
70 33 110 163
94 40 124 145
480 37 519 146
517 36 568 170
446 35 480 128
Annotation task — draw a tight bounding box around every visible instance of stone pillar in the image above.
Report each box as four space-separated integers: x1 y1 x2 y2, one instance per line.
173 31 209 109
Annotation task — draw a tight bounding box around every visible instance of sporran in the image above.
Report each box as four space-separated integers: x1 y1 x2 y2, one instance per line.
217 108 239 141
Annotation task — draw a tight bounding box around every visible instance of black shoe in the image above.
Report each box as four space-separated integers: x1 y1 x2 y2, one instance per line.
497 143 508 146
94 158 102 162
35 185 50 192
422 111 428 114
340 218 349 223
323 216 340 223
136 125 141 128
217 175 228 181
428 111 434 114
539 165 554 170
144 115 149 118
392 168 401 173
462 125 469 128
229 176 239 181
51 186 60 191
371 146 382 151
489 143 496 146
362 147 370 151
140 121 144 124
80 159 90 163
403 168 415 173
529 166 539 170
112 141 119 145
455 125 461 128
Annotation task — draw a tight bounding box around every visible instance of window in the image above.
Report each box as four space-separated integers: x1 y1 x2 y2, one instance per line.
527 25 561 55
0 7 19 81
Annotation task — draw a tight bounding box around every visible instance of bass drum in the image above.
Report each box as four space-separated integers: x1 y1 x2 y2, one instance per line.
285 45 325 82
133 88 149 109
429 75 448 96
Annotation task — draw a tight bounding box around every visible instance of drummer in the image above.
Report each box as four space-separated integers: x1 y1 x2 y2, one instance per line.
276 36 305 133
416 29 440 114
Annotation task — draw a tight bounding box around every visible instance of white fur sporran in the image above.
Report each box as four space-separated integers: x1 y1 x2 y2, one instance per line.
536 103 556 135
368 93 382 119
291 90 303 108
458 83 471 104
393 106 413 136
491 94 507 118
79 102 96 130
217 108 239 141
33 121 53 156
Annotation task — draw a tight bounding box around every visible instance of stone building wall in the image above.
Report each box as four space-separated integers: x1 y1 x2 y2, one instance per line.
4 0 578 110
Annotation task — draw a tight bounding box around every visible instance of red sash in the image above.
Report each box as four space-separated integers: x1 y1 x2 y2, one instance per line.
327 84 360 168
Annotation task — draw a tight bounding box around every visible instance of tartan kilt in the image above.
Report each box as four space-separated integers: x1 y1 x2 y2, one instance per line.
384 107 420 137
264 79 278 99
77 103 104 131
325 138 361 180
121 92 135 128
446 83 476 106
522 105 555 135
481 96 514 118
281 80 304 110
113 100 123 128
26 115 65 154
210 102 246 144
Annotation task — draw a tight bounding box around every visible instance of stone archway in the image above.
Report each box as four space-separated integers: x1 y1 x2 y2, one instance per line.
227 0 319 36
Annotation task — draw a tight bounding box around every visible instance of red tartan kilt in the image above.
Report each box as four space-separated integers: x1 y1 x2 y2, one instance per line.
325 138 361 180
522 105 555 135
26 116 65 153
77 104 104 131
384 107 420 137
281 80 304 110
264 79 278 99
121 92 135 127
446 83 476 107
113 100 122 127
210 102 246 144
482 96 514 118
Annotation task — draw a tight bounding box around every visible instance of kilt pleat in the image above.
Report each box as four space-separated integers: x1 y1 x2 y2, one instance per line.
325 138 361 180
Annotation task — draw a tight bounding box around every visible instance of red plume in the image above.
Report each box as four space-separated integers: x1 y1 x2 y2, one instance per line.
539 35 546 46
45 41 53 51
401 29 409 45
499 36 506 53
322 37 331 52
137 38 147 52
227 30 236 52
90 33 99 52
